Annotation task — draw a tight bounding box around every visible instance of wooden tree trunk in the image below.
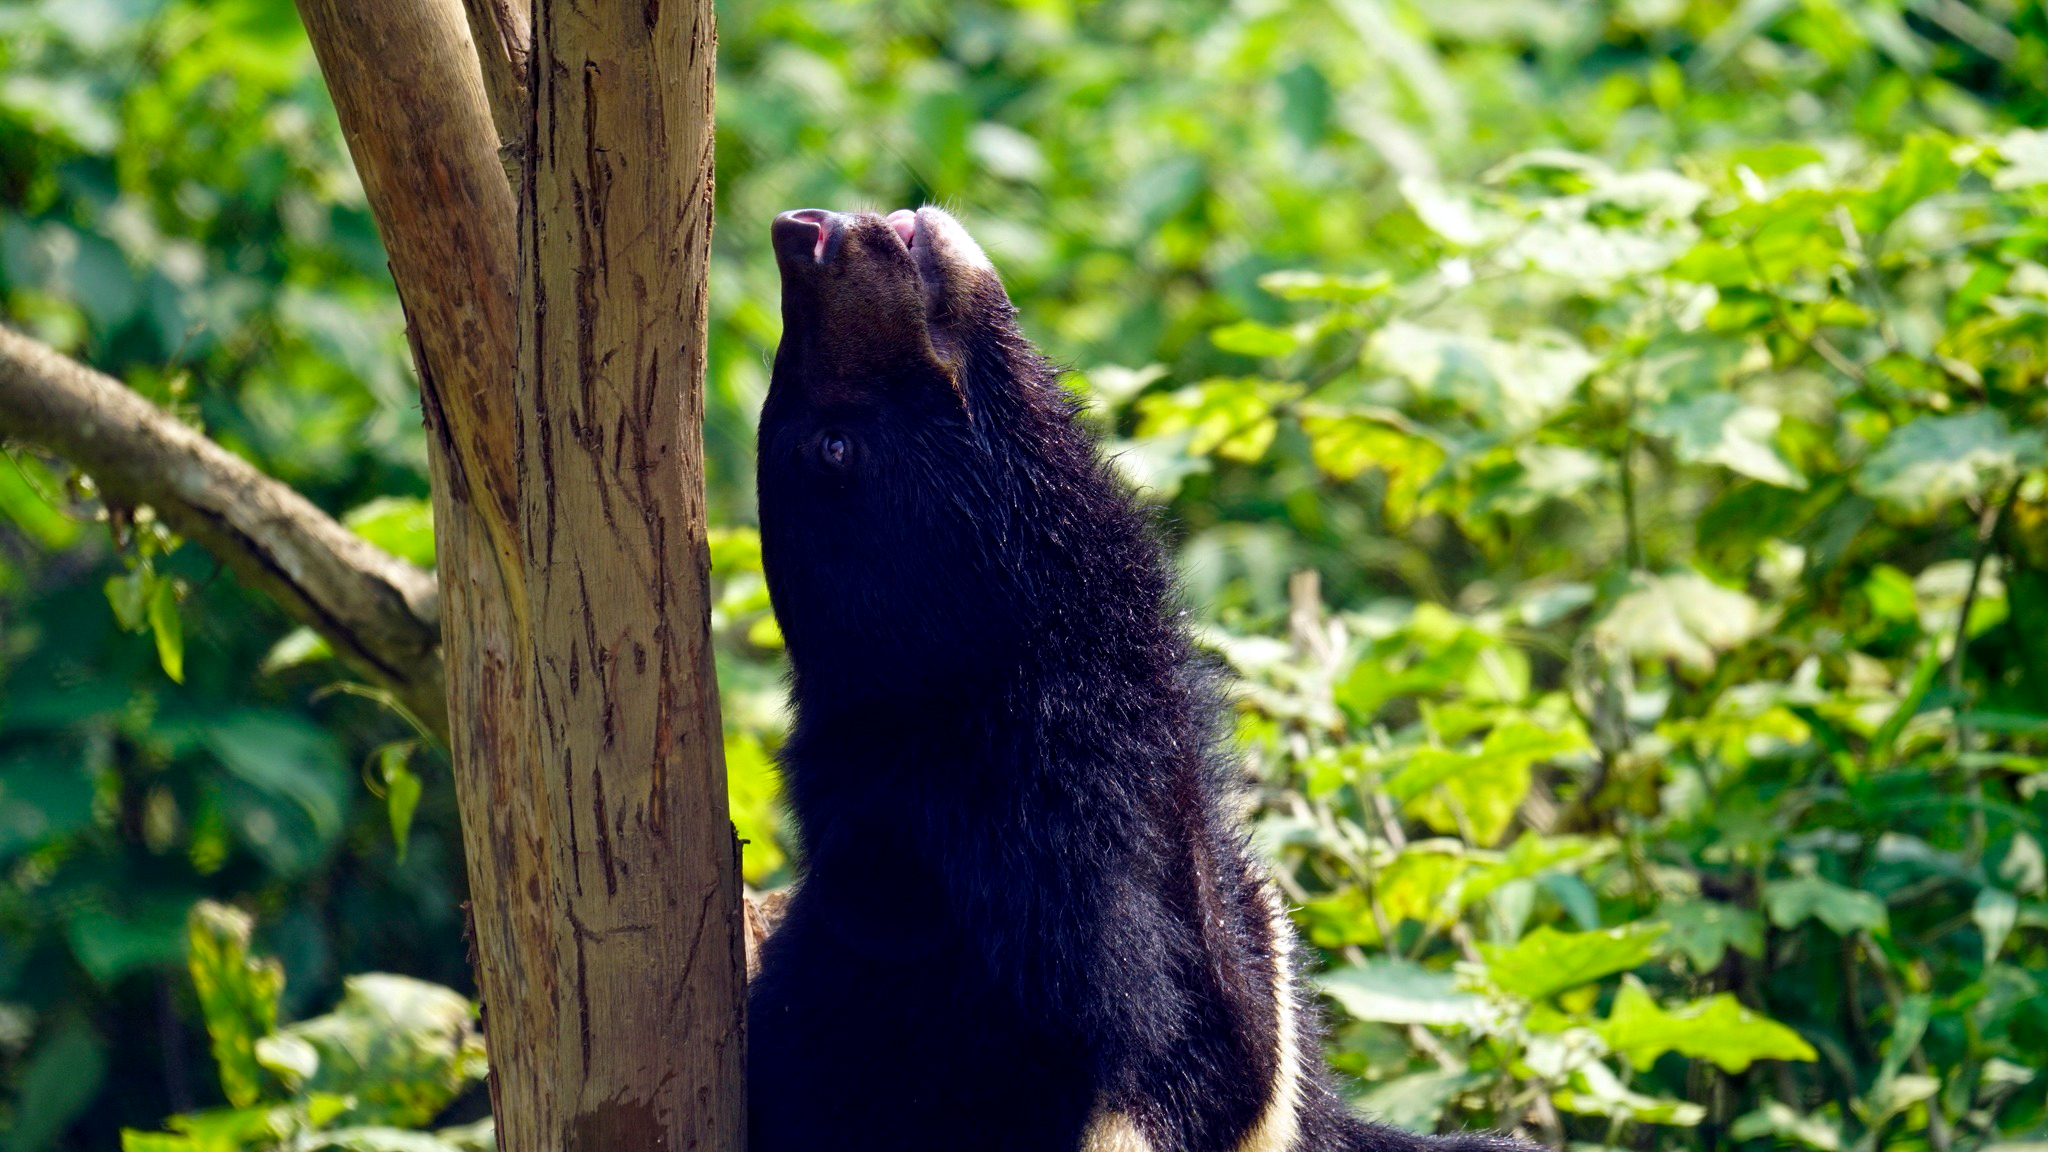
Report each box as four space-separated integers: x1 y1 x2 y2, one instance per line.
517 2 743 1150
290 1 741 1148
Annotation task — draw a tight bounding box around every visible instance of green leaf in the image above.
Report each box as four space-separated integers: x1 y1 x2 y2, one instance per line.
279 974 485 1128
1355 1069 1485 1133
1371 321 1594 433
187 902 284 1109
1318 959 1488 1027
262 626 335 675
343 497 436 568
201 712 351 848
300 1129 471 1152
1297 414 1444 525
124 1106 288 1152
1389 720 1586 845
0 450 84 550
1729 1101 1844 1151
1854 411 2046 520
1480 921 1666 1000
379 745 422 866
148 575 184 683
1598 977 1818 1071
1554 1057 1705 1126
1462 834 1611 908
1593 569 1761 674
1399 176 1515 247
1764 875 1889 935
1975 888 2019 965
67 898 191 985
1134 378 1300 463
105 568 147 631
1210 321 1300 359
1864 564 1918 622
1638 391 1805 489
726 730 788 885
13 1015 109 1152
1991 128 2048 189
0 753 97 859
1870 134 1961 229
1653 901 1765 971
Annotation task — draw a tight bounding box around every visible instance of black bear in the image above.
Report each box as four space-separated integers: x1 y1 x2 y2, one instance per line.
749 205 1525 1152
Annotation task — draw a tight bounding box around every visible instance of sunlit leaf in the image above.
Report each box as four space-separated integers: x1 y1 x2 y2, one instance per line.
379 745 422 866
148 575 184 684
727 730 788 885
1638 391 1806 489
1974 888 2019 964
1298 413 1445 524
1555 1057 1705 1126
1319 959 1488 1027
345 497 436 568
1371 321 1594 432
1390 720 1586 845
1729 1101 1844 1151
1594 569 1761 674
187 901 284 1109
1481 922 1666 1000
1210 321 1300 359
1598 977 1817 1071
1870 134 1961 229
1854 411 2046 520
262 626 335 674
281 974 485 1129
1991 128 2048 189
1134 378 1300 462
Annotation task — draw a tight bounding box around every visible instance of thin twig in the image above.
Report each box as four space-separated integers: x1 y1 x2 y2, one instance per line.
1950 482 2020 864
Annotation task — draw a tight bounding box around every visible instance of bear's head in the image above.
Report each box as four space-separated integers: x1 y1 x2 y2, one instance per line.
758 207 1158 711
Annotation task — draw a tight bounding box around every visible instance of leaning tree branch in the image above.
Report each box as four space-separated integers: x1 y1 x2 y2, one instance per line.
0 324 448 738
458 0 530 173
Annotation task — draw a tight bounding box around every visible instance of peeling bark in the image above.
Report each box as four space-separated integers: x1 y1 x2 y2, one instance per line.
519 0 741 1147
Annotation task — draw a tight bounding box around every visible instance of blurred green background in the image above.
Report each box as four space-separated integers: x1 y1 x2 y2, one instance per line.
1 0 2047 1148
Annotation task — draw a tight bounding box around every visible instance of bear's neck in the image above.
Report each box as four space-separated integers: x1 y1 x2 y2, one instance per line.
782 617 1207 834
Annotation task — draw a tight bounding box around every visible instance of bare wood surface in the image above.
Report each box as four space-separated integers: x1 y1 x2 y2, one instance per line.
459 0 532 167
290 2 560 1149
518 0 742 1148
0 324 446 733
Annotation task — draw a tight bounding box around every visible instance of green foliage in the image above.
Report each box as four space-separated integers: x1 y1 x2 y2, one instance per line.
0 0 2046 1148
120 903 488 1152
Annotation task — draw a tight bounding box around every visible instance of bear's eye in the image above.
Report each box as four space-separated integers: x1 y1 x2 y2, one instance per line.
817 430 854 472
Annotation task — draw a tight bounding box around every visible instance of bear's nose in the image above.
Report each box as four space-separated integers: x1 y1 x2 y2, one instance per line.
772 209 847 268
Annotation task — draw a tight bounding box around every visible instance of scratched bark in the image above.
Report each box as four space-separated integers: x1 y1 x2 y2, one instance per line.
292 2 562 1151
519 1 743 1150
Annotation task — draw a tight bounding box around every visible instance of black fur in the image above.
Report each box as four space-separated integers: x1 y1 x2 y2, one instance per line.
748 207 1526 1152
